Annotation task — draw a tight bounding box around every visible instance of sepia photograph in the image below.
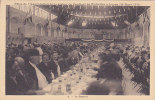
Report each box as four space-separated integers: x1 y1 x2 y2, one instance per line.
1 1 153 98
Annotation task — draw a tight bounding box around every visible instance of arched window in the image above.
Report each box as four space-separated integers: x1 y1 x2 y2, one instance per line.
42 26 46 36
24 21 35 36
10 17 19 34
44 26 48 36
36 23 42 36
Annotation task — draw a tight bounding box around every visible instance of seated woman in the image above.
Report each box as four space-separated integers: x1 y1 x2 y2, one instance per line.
37 52 55 83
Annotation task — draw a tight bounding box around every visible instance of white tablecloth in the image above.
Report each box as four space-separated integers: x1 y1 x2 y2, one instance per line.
43 46 143 95
43 56 98 95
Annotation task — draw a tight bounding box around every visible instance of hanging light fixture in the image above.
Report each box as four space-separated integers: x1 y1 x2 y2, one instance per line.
82 21 87 26
124 8 126 12
68 20 74 25
111 21 116 27
119 9 121 13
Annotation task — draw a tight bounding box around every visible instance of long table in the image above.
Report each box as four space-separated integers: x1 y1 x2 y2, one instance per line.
43 56 98 95
42 46 143 95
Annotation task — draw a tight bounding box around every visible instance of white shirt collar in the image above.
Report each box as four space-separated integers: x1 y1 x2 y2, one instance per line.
29 61 37 68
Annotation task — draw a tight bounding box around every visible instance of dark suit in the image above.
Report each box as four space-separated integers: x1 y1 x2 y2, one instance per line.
25 62 39 90
59 59 70 72
6 69 36 95
49 59 69 78
37 62 53 83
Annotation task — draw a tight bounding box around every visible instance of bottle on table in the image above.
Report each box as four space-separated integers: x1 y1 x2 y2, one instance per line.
52 79 64 95
57 79 64 95
65 74 72 94
66 83 72 94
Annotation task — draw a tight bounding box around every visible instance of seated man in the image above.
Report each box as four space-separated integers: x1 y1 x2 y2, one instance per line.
68 47 83 65
25 49 48 90
6 57 36 95
50 51 68 78
38 53 54 83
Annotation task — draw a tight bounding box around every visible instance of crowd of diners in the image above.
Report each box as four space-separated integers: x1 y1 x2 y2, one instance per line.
84 43 150 95
5 41 103 95
5 41 150 95
122 45 150 95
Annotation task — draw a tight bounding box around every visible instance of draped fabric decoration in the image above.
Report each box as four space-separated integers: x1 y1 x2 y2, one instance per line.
23 6 34 25
124 8 150 46
6 5 150 45
45 5 147 29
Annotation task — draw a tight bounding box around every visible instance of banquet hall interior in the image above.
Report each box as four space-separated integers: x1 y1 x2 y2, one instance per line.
5 4 150 95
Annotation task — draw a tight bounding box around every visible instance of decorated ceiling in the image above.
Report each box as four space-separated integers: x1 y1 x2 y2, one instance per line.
38 5 149 29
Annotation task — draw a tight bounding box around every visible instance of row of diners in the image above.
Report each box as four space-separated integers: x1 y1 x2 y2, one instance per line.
5 41 150 95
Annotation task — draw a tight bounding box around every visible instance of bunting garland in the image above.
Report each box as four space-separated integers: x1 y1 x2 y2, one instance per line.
46 5 148 28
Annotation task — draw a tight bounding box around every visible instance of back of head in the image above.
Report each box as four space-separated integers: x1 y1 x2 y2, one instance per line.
84 80 123 95
99 62 123 81
14 57 25 67
24 49 40 64
85 80 110 95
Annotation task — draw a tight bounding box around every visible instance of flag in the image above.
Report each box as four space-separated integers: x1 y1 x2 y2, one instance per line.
23 7 33 25
23 16 32 25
